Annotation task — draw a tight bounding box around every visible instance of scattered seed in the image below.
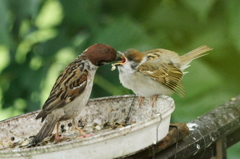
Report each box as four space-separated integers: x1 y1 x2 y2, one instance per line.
78 120 83 127
111 64 116 71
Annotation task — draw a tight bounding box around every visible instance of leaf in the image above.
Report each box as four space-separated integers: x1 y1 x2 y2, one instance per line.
0 0 10 45
181 61 222 98
225 0 240 52
8 0 40 19
181 0 216 20
35 0 63 29
91 16 155 50
59 0 101 31
172 90 235 122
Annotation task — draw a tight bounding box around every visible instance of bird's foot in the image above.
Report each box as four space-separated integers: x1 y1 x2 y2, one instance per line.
76 127 93 139
77 133 93 139
54 133 65 143
151 95 159 107
138 96 145 107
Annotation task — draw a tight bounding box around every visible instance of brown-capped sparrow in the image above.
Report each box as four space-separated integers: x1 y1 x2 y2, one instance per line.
112 46 212 106
31 44 118 145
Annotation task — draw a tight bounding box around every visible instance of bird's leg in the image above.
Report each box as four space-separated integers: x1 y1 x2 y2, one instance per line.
138 96 145 107
55 122 65 142
151 95 159 107
72 119 93 139
75 127 93 139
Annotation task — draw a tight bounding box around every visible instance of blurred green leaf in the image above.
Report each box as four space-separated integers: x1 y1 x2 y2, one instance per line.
181 0 216 20
91 16 155 50
59 0 101 33
8 0 39 18
182 60 222 98
35 0 63 29
225 0 240 52
172 90 235 122
0 1 10 45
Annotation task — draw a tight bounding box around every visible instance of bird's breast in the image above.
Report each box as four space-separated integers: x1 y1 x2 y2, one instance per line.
118 69 173 97
60 70 96 120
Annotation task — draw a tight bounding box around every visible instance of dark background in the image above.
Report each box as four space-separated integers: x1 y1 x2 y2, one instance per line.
0 0 239 157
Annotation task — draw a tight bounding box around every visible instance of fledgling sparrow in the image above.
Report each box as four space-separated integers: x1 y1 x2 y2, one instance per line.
31 44 118 145
112 46 212 106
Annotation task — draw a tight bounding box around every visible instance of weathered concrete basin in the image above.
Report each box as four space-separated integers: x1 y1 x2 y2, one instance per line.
0 95 175 159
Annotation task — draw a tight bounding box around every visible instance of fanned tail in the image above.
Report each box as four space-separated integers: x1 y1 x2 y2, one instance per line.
180 45 212 71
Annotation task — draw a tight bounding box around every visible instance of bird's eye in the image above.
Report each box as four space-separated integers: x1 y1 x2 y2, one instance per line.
128 57 134 61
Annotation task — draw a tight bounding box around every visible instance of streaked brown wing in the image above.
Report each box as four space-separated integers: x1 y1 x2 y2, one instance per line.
144 49 178 62
138 62 185 97
36 58 88 121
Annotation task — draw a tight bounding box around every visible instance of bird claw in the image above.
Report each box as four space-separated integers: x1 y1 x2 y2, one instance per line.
77 133 93 139
151 95 158 107
75 126 94 139
54 134 65 143
138 96 145 107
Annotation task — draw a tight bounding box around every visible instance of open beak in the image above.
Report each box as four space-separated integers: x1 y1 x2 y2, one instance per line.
111 51 126 71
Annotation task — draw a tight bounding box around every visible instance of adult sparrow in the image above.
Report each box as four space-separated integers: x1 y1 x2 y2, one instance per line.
31 44 118 145
112 46 212 106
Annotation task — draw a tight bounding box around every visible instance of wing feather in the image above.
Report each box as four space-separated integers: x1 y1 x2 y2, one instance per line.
138 62 185 97
144 49 178 62
36 58 88 121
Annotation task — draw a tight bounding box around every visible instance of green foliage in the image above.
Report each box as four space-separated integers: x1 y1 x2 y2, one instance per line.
0 0 239 157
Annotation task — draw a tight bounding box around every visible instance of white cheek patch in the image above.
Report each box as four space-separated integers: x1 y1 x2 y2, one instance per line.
139 56 148 65
121 62 136 74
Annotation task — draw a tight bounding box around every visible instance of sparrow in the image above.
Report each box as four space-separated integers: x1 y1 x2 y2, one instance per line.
112 46 212 106
31 44 118 145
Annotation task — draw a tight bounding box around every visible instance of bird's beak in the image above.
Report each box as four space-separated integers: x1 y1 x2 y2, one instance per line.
111 51 126 71
113 51 126 66
115 53 123 61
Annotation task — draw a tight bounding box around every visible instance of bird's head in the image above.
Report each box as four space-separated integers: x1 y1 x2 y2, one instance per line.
112 49 147 72
83 44 118 66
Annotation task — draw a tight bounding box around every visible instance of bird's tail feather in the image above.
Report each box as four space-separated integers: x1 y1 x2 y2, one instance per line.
31 119 58 145
180 45 212 70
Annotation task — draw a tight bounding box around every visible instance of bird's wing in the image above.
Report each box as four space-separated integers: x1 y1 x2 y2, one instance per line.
144 49 179 62
138 61 185 97
36 58 88 121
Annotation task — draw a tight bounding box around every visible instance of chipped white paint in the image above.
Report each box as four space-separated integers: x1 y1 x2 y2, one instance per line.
187 122 199 131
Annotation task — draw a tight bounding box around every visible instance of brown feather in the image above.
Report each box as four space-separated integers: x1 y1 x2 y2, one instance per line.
138 62 186 97
118 45 211 98
144 49 178 62
84 44 117 66
36 57 88 121
32 109 65 145
124 49 145 63
180 45 212 69
33 44 118 145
